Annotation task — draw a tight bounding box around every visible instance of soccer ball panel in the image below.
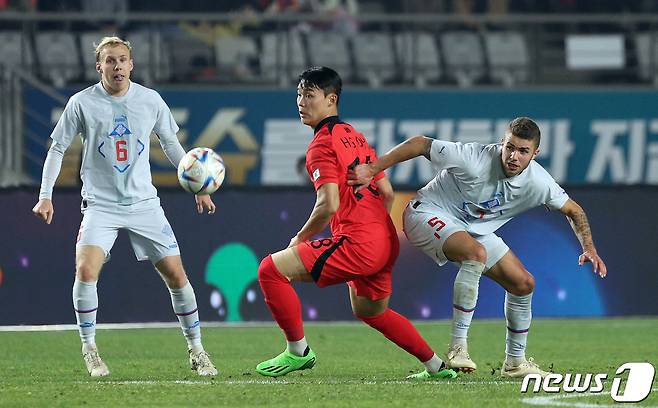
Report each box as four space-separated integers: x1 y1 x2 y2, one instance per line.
177 147 225 194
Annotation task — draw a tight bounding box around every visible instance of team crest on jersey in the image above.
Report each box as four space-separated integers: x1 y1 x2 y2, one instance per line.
479 192 503 209
110 123 132 138
312 168 320 181
462 192 504 219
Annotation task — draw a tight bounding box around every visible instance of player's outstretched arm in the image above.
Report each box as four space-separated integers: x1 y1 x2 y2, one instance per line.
348 135 432 186
32 199 54 225
288 183 339 247
559 198 607 278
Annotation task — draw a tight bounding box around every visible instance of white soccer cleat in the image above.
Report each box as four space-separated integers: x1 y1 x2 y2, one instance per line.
189 349 218 377
82 346 110 377
501 357 548 378
444 345 477 373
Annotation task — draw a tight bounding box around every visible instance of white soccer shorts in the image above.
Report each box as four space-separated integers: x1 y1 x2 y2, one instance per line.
76 205 180 263
403 199 509 270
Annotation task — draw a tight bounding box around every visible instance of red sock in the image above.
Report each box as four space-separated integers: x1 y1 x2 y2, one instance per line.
358 308 434 362
258 255 304 341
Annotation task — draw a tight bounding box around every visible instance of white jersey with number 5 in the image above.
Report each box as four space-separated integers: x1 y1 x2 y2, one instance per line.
49 82 183 212
416 139 569 236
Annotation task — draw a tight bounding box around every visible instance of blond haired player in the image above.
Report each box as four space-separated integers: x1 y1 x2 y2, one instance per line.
32 37 217 377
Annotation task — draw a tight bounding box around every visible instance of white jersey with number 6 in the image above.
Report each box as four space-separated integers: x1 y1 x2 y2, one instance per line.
49 82 184 212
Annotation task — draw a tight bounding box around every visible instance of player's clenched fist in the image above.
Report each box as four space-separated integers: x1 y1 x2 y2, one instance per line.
32 199 54 224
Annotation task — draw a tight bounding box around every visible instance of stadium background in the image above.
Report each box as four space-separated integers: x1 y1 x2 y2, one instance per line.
1 1 657 326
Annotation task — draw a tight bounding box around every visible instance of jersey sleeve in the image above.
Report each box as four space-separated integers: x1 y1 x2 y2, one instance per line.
539 168 570 210
153 93 180 139
306 140 339 190
50 96 82 148
38 141 66 200
153 93 185 167
429 140 474 170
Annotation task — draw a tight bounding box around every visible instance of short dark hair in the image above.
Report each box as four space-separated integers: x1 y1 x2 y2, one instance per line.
298 66 342 103
507 117 541 147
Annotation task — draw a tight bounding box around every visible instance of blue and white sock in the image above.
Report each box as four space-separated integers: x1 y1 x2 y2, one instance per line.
72 279 98 349
451 260 485 349
169 281 202 352
505 292 532 365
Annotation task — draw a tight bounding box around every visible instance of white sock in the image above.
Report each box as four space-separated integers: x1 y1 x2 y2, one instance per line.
423 354 444 374
505 292 532 365
73 279 98 349
286 337 309 357
451 260 485 349
169 282 202 350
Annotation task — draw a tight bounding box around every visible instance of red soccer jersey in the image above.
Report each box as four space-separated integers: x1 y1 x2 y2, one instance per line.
305 116 392 243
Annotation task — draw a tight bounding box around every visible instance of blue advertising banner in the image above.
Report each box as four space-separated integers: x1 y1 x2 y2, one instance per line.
24 87 658 187
0 187 655 325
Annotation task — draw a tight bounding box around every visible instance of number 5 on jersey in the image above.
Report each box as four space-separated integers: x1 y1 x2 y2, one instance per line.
428 216 446 239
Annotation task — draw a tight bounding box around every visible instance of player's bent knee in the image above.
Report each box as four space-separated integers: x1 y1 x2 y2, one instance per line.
270 248 312 282
163 272 187 289
75 265 90 281
258 255 288 284
511 273 535 296
75 264 99 282
468 243 487 264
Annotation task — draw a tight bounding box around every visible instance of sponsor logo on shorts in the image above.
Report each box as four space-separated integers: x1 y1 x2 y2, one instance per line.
162 224 174 237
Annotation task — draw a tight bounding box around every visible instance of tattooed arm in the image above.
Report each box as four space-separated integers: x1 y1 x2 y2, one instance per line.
559 199 607 278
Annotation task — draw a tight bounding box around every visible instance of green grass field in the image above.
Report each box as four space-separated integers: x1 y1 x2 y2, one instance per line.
0 318 656 407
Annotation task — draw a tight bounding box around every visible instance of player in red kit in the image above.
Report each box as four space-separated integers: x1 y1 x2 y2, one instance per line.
255 66 457 380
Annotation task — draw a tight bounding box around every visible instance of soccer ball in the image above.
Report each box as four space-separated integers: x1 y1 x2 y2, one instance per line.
177 147 225 195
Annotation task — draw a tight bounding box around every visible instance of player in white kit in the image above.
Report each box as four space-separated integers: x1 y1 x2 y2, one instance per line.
31 37 218 377
348 117 607 378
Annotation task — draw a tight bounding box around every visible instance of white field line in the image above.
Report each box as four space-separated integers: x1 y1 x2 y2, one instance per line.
79 379 520 386
3 317 656 332
520 387 658 407
0 321 370 332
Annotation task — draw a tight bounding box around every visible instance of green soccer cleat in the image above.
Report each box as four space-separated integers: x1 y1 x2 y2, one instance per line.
406 368 458 380
256 348 317 377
